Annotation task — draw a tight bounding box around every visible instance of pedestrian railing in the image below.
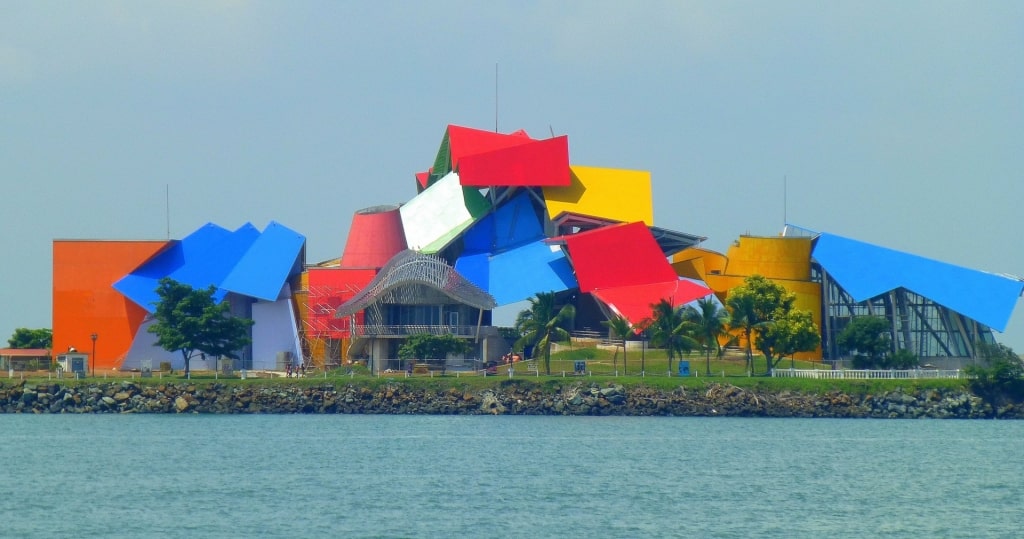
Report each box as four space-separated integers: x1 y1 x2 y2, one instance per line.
772 368 965 380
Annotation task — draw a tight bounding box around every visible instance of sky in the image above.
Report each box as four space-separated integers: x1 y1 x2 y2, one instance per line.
2 1 1023 349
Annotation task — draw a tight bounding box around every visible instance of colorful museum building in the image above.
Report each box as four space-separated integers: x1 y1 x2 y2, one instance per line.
52 125 1024 373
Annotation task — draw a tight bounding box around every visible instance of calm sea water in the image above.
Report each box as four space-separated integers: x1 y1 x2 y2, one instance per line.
1 415 1021 538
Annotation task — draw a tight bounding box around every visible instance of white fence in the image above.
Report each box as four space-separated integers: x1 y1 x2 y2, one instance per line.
772 368 966 380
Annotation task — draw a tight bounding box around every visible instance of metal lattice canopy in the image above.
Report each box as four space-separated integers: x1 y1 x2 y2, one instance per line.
335 250 496 317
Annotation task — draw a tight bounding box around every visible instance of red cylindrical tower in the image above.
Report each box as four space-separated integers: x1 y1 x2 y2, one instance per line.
340 205 408 269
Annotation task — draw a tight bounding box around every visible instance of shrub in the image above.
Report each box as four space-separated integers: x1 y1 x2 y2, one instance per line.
886 349 919 369
850 348 917 369
966 343 1024 404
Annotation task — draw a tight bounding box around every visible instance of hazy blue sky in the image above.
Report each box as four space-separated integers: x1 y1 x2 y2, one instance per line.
3 2 1022 349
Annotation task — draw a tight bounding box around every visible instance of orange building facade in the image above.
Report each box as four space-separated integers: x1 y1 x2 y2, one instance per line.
53 240 169 370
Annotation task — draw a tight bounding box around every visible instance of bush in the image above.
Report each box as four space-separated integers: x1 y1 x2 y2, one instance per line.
966 343 1024 404
850 349 918 369
886 349 919 369
850 354 875 369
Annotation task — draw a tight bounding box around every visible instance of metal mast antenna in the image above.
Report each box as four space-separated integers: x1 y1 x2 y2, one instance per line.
495 63 499 132
783 175 787 227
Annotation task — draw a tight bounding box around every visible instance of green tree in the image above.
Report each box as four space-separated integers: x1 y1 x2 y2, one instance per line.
398 333 471 369
7 328 53 349
726 275 809 375
148 278 254 378
724 288 758 374
684 297 730 376
514 292 576 375
647 299 699 376
759 309 820 370
836 316 891 368
601 315 633 375
965 342 1024 405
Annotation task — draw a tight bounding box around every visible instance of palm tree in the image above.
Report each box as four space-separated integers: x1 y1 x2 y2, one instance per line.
514 292 576 375
647 299 699 376
725 291 757 375
684 297 730 376
601 315 633 375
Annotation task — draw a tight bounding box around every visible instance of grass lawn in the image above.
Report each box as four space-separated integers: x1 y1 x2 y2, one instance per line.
3 342 971 396
522 345 826 378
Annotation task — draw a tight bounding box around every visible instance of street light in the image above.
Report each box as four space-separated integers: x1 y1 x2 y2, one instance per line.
90 333 98 376
641 330 646 376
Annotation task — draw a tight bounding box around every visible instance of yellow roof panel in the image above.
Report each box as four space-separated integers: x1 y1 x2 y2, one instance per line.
543 165 653 226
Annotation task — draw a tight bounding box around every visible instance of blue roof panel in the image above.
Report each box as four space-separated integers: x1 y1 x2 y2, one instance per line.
486 240 577 305
170 223 261 301
461 191 543 254
113 223 232 311
220 221 306 301
812 232 1023 331
454 251 490 292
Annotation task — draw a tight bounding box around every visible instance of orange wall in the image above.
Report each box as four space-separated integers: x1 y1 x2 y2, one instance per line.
53 240 168 370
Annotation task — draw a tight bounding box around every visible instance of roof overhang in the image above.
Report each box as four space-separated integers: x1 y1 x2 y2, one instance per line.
336 250 496 317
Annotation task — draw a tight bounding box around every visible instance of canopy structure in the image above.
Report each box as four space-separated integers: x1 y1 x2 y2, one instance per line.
649 226 706 258
336 250 496 318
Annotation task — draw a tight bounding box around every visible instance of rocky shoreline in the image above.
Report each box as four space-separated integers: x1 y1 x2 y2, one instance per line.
0 380 1020 418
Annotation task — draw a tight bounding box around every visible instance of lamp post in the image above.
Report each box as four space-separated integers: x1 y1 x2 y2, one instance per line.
641 331 646 376
90 333 98 376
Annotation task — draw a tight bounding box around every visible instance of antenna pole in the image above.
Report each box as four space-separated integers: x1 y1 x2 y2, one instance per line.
783 175 787 227
495 63 499 133
166 184 170 239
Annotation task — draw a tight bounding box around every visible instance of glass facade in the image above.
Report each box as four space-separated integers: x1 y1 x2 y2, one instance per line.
816 264 995 361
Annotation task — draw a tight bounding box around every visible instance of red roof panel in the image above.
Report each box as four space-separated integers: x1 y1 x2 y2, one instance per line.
446 124 534 170
591 280 713 326
415 171 429 190
562 222 678 293
458 136 570 187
